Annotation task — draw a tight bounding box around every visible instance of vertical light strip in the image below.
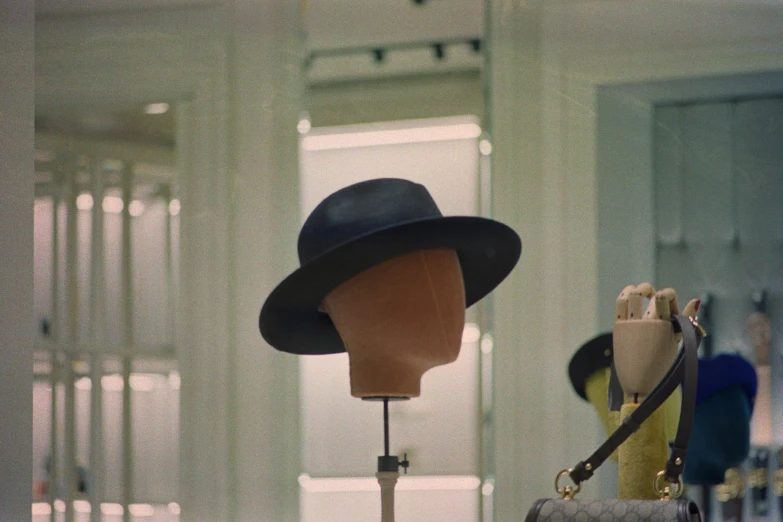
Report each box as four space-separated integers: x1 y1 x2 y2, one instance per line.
478 133 494 522
164 184 175 351
63 161 79 522
121 162 134 522
89 158 105 522
49 172 61 522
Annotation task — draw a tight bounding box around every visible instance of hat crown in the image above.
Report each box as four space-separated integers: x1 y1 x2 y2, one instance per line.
298 178 442 264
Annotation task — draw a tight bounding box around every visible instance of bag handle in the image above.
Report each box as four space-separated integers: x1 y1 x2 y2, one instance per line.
564 315 702 493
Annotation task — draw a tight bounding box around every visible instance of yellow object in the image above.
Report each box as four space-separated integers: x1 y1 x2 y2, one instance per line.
585 369 618 452
663 386 681 443
618 402 668 499
584 369 681 456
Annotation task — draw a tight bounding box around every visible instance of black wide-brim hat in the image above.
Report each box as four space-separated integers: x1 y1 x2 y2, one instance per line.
259 178 522 355
568 333 613 401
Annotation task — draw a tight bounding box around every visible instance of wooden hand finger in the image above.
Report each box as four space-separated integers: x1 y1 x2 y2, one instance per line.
643 288 677 321
616 284 636 321
628 283 655 320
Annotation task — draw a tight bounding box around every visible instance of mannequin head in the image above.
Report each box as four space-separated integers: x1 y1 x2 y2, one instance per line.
322 248 466 398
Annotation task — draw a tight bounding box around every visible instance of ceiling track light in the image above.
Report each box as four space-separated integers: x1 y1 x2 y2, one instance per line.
306 37 482 68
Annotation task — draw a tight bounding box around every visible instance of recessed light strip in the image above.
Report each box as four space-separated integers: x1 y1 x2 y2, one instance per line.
302 123 481 151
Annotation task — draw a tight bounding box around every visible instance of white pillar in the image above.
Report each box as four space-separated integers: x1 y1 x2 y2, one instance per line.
50 174 62 520
230 4 304 520
89 159 106 522
63 157 80 522
120 162 134 522
178 3 304 520
0 2 34 521
487 2 600 518
486 4 551 518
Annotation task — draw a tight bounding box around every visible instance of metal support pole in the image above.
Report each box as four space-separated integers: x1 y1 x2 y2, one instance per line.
698 293 713 522
379 398 397 522
49 355 60 522
63 164 79 522
49 174 61 522
163 184 176 347
121 162 134 522
63 355 76 522
377 472 399 522
373 398 409 522
89 159 106 522
383 398 390 457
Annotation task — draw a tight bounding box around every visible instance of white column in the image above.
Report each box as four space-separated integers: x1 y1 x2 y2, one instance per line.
230 3 303 520
487 4 549 517
0 10 34 521
121 162 134 522
89 159 106 522
487 2 600 518
63 163 80 522
177 3 304 520
0 7 35 520
49 175 62 521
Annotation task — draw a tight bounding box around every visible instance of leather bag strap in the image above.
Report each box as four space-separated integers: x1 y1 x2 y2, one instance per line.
569 315 702 486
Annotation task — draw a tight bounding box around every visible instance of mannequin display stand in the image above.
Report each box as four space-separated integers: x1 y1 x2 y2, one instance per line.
367 397 410 522
258 179 521 522
612 283 700 499
696 294 715 522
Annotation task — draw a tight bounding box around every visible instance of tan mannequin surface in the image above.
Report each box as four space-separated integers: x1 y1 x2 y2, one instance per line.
749 311 772 446
614 283 700 499
585 368 682 464
614 284 699 399
323 248 466 398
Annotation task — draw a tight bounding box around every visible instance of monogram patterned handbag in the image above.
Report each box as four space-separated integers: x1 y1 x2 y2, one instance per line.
526 315 703 522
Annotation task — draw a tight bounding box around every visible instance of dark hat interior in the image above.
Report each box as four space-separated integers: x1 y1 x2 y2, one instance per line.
568 333 613 401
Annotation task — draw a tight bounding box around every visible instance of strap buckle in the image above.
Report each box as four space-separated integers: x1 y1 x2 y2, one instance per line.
555 469 581 499
654 470 684 500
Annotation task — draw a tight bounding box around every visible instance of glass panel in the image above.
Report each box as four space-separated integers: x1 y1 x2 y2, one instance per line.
655 96 783 520
32 140 180 520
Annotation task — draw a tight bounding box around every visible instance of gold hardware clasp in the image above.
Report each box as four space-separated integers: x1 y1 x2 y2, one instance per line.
555 469 581 499
655 470 684 500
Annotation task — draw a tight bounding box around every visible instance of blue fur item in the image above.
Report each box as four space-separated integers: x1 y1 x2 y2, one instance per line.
683 354 757 485
694 354 757 410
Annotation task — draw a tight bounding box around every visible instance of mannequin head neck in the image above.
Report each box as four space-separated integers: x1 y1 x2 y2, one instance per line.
323 248 466 398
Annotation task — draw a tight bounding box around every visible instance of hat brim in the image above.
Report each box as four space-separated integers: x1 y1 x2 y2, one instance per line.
259 216 521 354
568 333 613 401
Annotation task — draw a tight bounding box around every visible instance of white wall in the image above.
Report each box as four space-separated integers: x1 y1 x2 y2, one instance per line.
487 2 783 519
306 72 484 128
0 3 34 520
